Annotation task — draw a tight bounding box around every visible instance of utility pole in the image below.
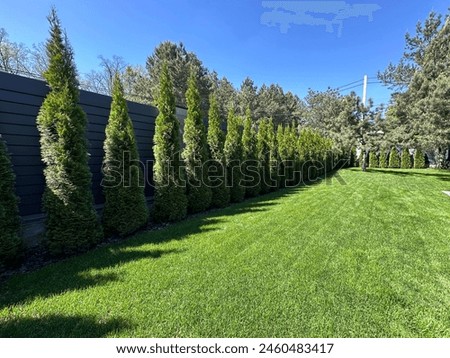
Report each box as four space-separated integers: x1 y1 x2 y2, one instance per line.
362 74 368 107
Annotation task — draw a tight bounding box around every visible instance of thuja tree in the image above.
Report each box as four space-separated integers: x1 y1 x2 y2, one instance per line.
401 148 412 169
268 118 279 190
36 9 102 255
207 93 230 207
241 108 260 197
369 151 379 168
414 148 426 169
276 124 287 188
257 118 273 193
379 149 389 168
152 63 187 222
102 74 148 236
0 135 22 268
284 125 298 186
224 108 245 202
389 147 401 168
182 69 212 213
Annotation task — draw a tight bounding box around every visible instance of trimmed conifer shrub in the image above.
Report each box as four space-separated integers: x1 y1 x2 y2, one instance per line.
224 109 245 202
268 118 279 190
369 151 379 168
0 135 22 268
102 74 149 236
257 118 273 193
379 149 389 168
182 69 212 213
401 148 412 169
241 108 261 197
388 147 401 168
276 124 287 188
284 125 298 186
207 94 230 208
36 9 102 255
152 63 188 222
414 148 426 169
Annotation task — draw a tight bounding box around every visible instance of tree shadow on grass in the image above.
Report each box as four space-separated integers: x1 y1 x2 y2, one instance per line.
0 314 129 337
0 170 341 330
0 248 181 311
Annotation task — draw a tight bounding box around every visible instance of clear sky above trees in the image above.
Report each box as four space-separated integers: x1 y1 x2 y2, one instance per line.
0 0 448 107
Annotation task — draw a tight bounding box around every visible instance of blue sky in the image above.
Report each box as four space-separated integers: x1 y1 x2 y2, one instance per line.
1 0 448 107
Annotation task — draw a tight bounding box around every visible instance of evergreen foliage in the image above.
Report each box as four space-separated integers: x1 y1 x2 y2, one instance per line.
224 109 245 202
182 69 212 213
389 148 401 168
102 74 148 236
36 9 102 255
349 147 357 167
379 149 389 168
276 124 287 188
414 148 426 169
257 118 274 193
369 151 379 168
0 135 22 268
241 108 261 197
401 148 412 169
152 63 187 222
207 94 230 207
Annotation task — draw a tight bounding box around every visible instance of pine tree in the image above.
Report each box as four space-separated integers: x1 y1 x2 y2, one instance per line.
0 135 22 268
389 147 401 168
369 151 379 168
102 74 149 236
224 109 245 202
414 148 426 169
36 9 102 255
401 148 412 169
152 63 187 222
241 108 260 197
182 69 212 213
207 93 230 207
379 149 389 168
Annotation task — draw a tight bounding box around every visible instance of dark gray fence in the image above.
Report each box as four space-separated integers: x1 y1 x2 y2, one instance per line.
0 71 160 217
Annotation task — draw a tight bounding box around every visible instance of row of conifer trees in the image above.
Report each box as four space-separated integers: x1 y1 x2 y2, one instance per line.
0 10 336 267
364 148 427 169
151 64 336 222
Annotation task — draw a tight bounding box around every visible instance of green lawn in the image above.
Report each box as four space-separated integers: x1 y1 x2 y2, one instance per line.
1 168 450 337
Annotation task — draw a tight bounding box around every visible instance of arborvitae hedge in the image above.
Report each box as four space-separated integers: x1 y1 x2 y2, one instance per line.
389 148 401 168
369 151 379 168
152 63 188 222
207 94 230 208
414 148 426 169
242 108 261 197
36 9 102 255
401 148 412 169
182 69 212 213
224 108 245 202
102 74 148 236
0 135 22 268
379 149 389 168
